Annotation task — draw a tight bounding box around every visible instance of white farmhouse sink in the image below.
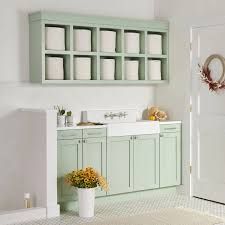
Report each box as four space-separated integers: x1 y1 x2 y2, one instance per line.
107 121 160 137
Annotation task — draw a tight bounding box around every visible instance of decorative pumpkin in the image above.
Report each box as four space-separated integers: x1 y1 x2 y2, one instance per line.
148 106 167 121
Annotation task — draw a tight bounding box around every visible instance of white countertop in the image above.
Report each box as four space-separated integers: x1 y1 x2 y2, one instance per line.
57 125 107 130
57 120 181 131
159 121 182 124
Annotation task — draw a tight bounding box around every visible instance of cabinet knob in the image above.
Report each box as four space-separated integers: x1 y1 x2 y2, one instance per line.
160 134 164 137
134 136 137 139
130 136 133 140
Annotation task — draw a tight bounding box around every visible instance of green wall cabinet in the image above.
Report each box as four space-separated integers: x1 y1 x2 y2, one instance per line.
133 134 159 191
29 11 169 85
107 136 134 195
82 137 107 197
159 124 181 188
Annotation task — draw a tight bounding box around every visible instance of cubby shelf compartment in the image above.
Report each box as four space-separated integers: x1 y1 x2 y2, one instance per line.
29 11 169 84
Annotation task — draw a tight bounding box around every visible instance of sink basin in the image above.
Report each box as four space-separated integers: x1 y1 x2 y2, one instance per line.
107 121 160 137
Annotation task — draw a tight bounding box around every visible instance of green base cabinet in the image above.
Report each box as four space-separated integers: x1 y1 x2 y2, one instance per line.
57 139 82 202
57 123 181 205
107 134 160 195
133 134 159 191
57 129 107 203
107 136 134 195
159 124 181 188
82 137 107 197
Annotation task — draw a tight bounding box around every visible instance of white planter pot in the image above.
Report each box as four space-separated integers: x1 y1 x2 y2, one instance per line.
57 115 65 127
77 188 95 218
66 116 74 127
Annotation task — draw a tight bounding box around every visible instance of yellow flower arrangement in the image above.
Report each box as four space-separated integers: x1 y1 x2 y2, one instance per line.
65 167 108 191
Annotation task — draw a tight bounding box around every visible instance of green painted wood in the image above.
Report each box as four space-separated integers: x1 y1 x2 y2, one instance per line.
42 79 168 85
133 134 159 191
82 128 106 138
29 20 43 83
159 132 181 188
57 139 82 202
57 129 82 140
29 11 169 30
29 11 169 84
82 137 107 197
160 123 181 133
107 136 133 195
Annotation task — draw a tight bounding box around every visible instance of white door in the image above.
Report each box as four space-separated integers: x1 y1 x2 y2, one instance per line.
192 24 225 203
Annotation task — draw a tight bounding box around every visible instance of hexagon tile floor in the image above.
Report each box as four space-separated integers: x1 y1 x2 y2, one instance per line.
13 193 225 225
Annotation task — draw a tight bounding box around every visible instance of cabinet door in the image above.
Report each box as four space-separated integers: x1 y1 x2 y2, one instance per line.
133 134 159 191
160 132 181 187
57 139 82 202
107 136 133 195
82 137 107 197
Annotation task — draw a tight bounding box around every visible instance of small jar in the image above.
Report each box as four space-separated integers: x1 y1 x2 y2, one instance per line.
24 193 31 209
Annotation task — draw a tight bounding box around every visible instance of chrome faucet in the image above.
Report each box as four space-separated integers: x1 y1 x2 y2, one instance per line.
104 111 128 120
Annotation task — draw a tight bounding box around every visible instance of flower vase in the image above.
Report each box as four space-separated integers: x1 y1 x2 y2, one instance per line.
66 116 74 127
77 188 95 218
57 115 65 127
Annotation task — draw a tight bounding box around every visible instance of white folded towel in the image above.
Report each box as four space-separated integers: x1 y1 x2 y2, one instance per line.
100 30 116 52
147 34 162 55
125 60 139 80
45 27 65 51
45 57 64 80
125 32 140 54
101 58 115 80
74 57 91 80
148 60 161 80
74 29 92 52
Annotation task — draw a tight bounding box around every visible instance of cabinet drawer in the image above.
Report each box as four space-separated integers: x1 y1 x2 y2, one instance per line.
83 128 106 138
160 123 181 133
57 129 82 140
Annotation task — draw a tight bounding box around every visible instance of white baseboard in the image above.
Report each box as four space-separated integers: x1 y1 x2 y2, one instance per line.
0 207 46 225
46 204 60 218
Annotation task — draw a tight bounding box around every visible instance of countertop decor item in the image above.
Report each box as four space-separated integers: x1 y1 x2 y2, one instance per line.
66 111 74 127
148 106 167 121
55 106 66 127
65 167 108 217
198 54 225 92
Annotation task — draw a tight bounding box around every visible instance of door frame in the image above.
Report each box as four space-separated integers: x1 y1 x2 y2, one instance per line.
190 19 225 197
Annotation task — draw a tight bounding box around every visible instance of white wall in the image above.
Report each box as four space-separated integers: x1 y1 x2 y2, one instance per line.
154 0 225 194
0 0 155 211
